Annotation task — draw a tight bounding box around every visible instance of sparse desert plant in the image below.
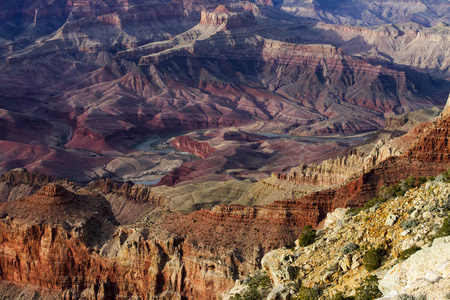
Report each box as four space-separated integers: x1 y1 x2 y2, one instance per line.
417 176 427 186
437 217 450 237
354 275 382 300
297 225 317 247
363 247 385 271
399 245 421 260
341 243 359 254
332 291 355 300
401 219 418 230
443 169 450 182
363 196 385 210
401 176 416 192
230 273 272 300
294 286 320 300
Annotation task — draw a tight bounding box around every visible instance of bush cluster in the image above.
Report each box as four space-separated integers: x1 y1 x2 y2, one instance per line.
297 225 317 247
363 247 385 271
354 275 382 300
230 273 272 300
437 217 450 237
294 286 320 300
400 219 418 230
398 245 421 260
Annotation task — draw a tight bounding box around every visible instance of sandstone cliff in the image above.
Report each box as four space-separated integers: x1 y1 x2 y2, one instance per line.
0 184 239 299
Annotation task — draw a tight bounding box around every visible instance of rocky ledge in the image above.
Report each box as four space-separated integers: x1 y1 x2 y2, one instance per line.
200 5 256 30
225 178 450 299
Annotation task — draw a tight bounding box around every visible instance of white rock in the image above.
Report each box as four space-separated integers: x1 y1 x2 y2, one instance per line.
410 209 419 219
379 236 450 296
351 261 361 270
385 214 398 226
401 230 410 237
324 208 348 229
422 211 432 219
424 270 442 283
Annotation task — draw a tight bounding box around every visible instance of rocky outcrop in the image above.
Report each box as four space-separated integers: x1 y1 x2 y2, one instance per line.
200 5 255 30
406 98 450 162
226 179 450 299
280 0 450 27
0 168 57 203
270 139 404 188
270 107 442 191
0 187 240 300
89 178 165 205
170 135 215 159
1 168 54 187
380 236 450 298
439 93 450 119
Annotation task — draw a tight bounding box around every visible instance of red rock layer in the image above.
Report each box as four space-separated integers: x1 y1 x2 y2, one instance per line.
0 187 246 300
406 118 450 162
170 135 215 159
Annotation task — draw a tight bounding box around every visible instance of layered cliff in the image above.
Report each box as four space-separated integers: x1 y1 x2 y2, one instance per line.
0 1 448 183
0 183 240 299
268 107 441 191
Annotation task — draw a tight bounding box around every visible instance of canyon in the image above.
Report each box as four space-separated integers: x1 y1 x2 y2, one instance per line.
0 0 449 183
1 98 449 299
0 0 450 299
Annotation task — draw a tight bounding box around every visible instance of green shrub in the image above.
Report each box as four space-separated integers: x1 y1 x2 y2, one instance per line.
438 217 450 237
230 273 272 300
363 247 385 271
354 275 382 300
395 190 405 197
297 225 317 247
362 197 386 210
294 286 320 300
379 184 402 200
247 273 271 290
417 176 427 186
399 245 421 260
401 176 416 192
443 169 450 182
332 291 355 300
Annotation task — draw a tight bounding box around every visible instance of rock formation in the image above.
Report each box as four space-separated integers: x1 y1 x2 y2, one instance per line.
225 179 450 299
170 135 215 159
0 1 449 299
0 0 448 183
200 5 256 30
